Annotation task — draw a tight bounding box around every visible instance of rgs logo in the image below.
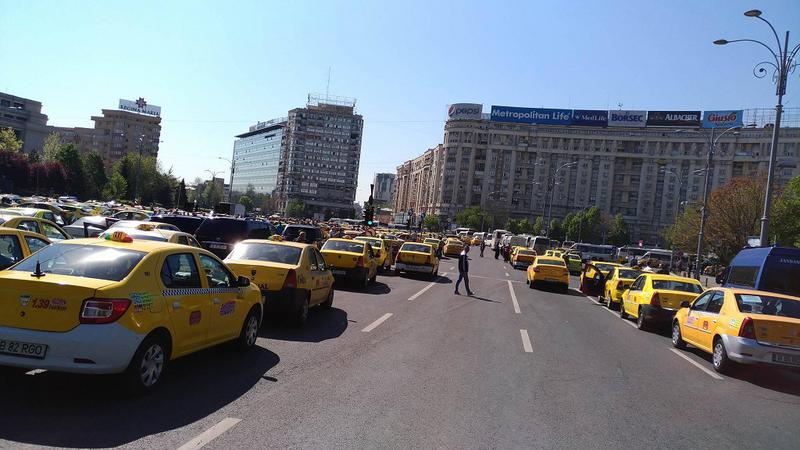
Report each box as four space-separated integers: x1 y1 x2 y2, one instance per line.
448 104 480 117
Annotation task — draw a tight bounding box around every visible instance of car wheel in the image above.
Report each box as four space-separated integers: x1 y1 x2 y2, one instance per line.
362 272 370 288
321 289 334 309
619 302 628 319
295 295 310 326
123 333 169 394
606 293 616 310
238 308 261 348
394 268 402 277
671 321 686 349
528 279 535 289
636 308 648 331
712 337 734 374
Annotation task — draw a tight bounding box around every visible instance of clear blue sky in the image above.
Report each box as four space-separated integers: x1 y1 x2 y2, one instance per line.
2 0 798 202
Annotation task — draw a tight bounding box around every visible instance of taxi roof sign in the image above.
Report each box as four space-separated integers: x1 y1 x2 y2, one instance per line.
106 231 133 243
136 223 156 231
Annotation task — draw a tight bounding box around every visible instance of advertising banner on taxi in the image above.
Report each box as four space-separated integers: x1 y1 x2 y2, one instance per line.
702 110 744 128
608 110 647 127
570 110 608 127
490 106 572 125
646 111 701 127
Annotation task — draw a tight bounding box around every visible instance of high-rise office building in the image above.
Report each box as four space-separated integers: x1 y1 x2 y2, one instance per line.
372 172 396 204
0 92 51 154
230 118 286 195
276 95 363 219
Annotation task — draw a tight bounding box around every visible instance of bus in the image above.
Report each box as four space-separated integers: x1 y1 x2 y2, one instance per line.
574 243 617 262
530 236 552 255
617 245 651 264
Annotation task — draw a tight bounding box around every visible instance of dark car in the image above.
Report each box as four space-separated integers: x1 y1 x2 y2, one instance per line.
194 217 274 258
282 224 324 244
150 214 206 234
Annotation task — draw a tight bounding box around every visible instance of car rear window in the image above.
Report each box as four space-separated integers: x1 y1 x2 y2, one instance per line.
735 294 800 319
536 258 565 266
150 215 205 234
356 238 383 248
652 280 703 293
195 218 248 242
618 269 641 279
283 226 321 242
11 243 146 281
518 250 535 256
596 263 619 272
401 243 431 253
322 240 365 254
227 242 302 265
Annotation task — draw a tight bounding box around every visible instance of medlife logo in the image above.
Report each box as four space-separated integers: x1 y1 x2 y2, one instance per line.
447 103 482 120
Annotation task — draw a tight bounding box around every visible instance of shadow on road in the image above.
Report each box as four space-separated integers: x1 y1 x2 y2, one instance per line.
681 347 800 396
334 280 391 295
0 345 279 448
261 307 348 343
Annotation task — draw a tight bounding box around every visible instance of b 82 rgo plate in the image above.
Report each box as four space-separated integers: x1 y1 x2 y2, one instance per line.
772 352 800 367
0 339 48 359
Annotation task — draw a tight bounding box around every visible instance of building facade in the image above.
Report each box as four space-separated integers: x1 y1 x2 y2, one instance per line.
372 172 396 204
276 95 363 219
393 145 441 224
399 104 800 244
0 92 50 154
230 118 286 195
87 109 161 167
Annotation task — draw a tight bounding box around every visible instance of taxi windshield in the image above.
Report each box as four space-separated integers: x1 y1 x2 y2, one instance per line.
652 280 702 293
227 242 302 264
618 269 641 279
735 294 800 319
536 259 565 266
322 240 365 254
11 243 146 282
517 250 535 256
402 244 431 253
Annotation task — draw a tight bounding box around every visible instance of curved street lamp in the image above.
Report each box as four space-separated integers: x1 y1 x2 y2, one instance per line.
219 156 235 202
714 9 798 247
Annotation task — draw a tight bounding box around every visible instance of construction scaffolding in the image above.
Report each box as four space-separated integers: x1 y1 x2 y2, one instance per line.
742 107 800 128
307 93 356 108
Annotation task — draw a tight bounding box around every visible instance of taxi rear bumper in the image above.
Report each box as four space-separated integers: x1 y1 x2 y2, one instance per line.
262 288 307 315
721 335 800 368
0 323 143 374
512 259 534 269
395 262 435 274
640 305 678 324
329 266 370 281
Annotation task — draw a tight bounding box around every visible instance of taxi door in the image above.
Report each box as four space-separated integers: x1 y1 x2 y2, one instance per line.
683 290 713 345
160 252 210 355
694 290 724 351
624 276 645 317
581 264 606 297
366 245 378 279
200 254 247 344
311 248 334 305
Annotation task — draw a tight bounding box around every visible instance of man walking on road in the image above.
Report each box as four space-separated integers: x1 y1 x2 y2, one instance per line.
455 245 474 296
480 240 486 257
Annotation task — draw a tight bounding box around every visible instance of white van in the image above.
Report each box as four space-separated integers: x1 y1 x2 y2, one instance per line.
490 229 509 249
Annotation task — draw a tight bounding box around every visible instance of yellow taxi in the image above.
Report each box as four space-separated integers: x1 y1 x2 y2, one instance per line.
225 239 334 325
17 202 70 224
579 261 622 293
0 231 263 392
0 228 52 270
620 273 703 330
544 249 564 259
602 266 641 310
0 207 65 227
511 247 537 269
320 238 378 287
0 214 71 241
672 287 800 374
354 236 393 271
99 224 201 248
442 238 465 257
423 238 441 250
394 242 439 279
471 235 484 246
526 256 570 292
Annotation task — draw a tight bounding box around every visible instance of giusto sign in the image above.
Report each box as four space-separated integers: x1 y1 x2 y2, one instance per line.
646 111 701 127
119 97 161 117
571 109 608 127
608 110 647 128
702 110 743 128
447 103 483 120
490 106 572 125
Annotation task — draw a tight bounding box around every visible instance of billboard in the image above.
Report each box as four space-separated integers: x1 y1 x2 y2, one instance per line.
608 110 647 128
702 110 743 128
447 103 483 120
490 106 572 125
119 97 161 117
646 110 701 127
571 109 608 127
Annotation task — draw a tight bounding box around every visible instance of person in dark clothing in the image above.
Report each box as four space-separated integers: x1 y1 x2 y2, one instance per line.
455 245 474 296
295 231 307 243
479 240 486 257
494 243 500 260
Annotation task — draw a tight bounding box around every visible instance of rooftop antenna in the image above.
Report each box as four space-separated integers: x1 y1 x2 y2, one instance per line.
326 67 331 101
617 102 623 110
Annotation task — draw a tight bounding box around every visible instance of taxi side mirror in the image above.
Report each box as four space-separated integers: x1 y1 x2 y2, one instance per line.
237 275 251 287
622 289 630 298
680 301 690 308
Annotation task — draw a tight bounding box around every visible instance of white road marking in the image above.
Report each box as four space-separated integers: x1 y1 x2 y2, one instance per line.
505 272 509 277
450 266 455 271
669 348 723 380
25 369 47 375
572 288 636 328
471 274 524 283
362 313 393 332
408 273 446 301
177 417 241 450
520 329 533 353
507 280 521 314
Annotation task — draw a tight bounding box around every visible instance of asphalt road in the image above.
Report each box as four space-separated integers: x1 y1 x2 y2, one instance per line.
2 253 799 449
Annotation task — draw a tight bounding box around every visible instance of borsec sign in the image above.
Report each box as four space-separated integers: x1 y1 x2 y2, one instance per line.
608 110 647 128
447 103 482 120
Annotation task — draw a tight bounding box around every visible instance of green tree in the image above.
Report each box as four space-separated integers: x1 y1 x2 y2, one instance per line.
608 213 631 247
42 132 61 161
176 178 188 208
27 150 40 164
285 199 307 218
239 194 253 212
772 175 800 247
56 144 86 196
549 218 565 241
0 127 22 153
103 171 128 200
455 207 488 230
422 214 440 231
82 152 107 199
203 181 223 208
533 216 543 235
517 218 534 234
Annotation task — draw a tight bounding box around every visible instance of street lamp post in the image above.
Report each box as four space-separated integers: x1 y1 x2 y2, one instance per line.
543 161 577 237
134 134 145 203
715 9 798 246
219 156 235 202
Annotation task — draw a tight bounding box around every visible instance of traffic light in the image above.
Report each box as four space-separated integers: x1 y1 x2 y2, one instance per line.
364 206 375 227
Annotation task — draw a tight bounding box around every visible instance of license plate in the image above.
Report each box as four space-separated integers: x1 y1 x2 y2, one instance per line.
332 270 346 275
0 339 48 359
772 352 800 367
406 265 427 271
208 243 228 250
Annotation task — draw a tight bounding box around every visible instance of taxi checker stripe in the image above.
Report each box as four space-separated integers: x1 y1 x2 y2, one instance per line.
162 288 241 297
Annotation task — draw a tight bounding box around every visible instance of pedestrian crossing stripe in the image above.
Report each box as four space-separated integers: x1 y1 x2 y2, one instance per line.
162 287 241 297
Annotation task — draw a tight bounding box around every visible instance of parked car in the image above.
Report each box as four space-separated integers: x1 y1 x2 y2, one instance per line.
194 217 274 258
0 228 51 269
282 224 325 245
149 215 206 234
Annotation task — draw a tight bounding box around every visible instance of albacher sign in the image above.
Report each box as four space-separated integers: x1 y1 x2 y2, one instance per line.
490 106 572 125
702 110 743 128
608 110 647 128
447 103 482 120
119 97 161 117
646 110 701 127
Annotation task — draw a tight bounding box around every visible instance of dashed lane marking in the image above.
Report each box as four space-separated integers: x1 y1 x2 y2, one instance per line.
505 272 509 277
507 280 521 314
471 274 524 283
25 369 47 375
670 348 724 380
520 329 533 353
177 417 242 450
408 273 447 301
362 313 393 332
450 266 456 271
572 288 636 328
